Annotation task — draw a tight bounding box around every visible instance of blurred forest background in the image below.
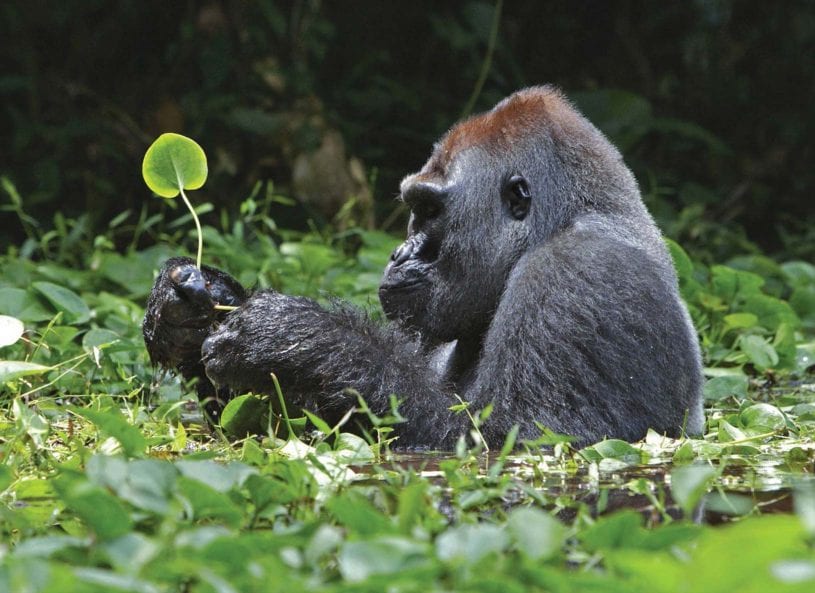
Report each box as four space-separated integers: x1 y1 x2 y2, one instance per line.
1 0 813 262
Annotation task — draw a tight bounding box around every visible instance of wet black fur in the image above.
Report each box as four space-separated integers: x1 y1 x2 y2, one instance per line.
143 86 704 448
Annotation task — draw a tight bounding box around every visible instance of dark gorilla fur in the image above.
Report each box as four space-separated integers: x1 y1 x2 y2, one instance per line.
144 86 704 448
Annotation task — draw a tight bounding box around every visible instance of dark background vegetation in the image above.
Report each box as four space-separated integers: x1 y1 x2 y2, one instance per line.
2 0 813 261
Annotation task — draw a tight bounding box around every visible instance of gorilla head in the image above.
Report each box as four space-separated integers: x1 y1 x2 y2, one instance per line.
380 86 652 345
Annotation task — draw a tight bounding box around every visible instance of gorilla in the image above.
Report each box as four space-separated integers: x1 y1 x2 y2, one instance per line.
144 86 704 449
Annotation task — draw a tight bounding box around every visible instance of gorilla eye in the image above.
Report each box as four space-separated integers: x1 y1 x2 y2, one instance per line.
504 175 531 220
509 176 530 200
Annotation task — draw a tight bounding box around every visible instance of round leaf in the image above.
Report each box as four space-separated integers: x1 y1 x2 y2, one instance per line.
740 403 787 431
0 315 24 347
507 507 565 561
142 133 208 198
220 394 268 437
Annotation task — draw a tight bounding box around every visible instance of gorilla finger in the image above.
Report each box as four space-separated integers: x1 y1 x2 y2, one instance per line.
202 267 248 308
201 328 241 389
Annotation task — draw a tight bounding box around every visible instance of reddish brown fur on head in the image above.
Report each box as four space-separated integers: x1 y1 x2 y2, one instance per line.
420 86 589 177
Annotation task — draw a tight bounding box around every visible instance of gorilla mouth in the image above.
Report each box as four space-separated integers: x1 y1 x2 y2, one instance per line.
379 264 433 293
380 231 440 293
380 277 426 293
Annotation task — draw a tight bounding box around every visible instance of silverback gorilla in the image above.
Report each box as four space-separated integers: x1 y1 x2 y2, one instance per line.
144 86 704 448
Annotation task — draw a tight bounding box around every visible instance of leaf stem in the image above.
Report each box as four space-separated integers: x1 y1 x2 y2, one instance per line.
271 372 294 440
179 187 203 269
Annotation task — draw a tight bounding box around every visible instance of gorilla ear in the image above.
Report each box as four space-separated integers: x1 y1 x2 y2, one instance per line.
503 175 531 220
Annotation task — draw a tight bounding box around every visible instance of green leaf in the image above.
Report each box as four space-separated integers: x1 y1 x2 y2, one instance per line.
53 472 133 540
12 399 49 448
581 439 643 462
685 515 805 593
743 293 800 332
31 281 90 324
303 409 332 435
81 328 120 353
739 335 779 370
671 464 717 517
141 133 208 198
327 491 394 536
773 322 799 369
0 315 24 347
579 511 645 551
665 237 692 277
703 492 756 517
339 537 430 582
0 361 52 384
703 374 748 401
396 482 428 534
710 265 764 302
506 507 564 560
13 535 89 560
69 403 147 458
740 403 786 432
781 260 815 287
672 440 696 463
0 287 53 322
175 459 255 493
175 476 243 528
86 456 177 515
220 394 269 437
722 312 758 332
717 419 747 442
100 533 159 572
0 465 12 492
244 474 285 512
333 432 375 463
436 523 509 564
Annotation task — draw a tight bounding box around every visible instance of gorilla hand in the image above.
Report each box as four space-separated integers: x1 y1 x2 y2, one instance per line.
201 291 322 396
143 256 248 372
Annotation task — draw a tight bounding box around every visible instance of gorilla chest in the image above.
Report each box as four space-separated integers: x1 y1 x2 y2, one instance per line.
429 340 479 391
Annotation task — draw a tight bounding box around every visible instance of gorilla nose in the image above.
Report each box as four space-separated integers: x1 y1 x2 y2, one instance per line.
390 242 413 266
391 232 430 266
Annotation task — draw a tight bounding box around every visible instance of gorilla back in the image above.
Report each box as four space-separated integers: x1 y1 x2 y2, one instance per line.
144 85 704 449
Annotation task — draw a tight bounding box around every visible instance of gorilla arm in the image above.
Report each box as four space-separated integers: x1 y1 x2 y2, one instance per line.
200 291 468 446
466 219 704 447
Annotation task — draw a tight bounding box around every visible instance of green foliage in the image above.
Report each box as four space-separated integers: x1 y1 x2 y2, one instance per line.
0 187 813 591
667 240 814 403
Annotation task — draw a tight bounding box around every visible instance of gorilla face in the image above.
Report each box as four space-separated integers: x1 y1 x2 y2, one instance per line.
379 145 535 344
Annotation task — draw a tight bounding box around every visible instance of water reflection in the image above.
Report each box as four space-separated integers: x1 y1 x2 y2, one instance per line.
362 451 813 525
